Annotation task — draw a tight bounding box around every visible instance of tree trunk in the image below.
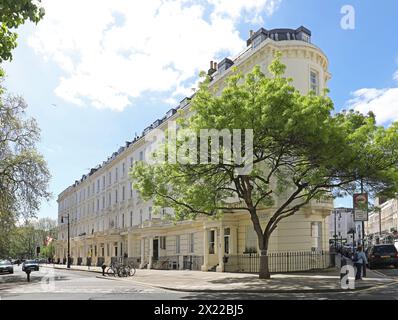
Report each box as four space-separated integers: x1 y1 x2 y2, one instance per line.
259 249 270 279
258 231 271 279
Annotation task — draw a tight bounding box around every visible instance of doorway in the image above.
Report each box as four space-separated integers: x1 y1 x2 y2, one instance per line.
153 239 159 261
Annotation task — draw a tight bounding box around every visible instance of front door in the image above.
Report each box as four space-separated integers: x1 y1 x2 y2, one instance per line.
153 239 159 261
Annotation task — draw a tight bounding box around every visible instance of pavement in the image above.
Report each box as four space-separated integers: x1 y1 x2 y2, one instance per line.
41 259 395 294
0 265 185 300
2 264 398 300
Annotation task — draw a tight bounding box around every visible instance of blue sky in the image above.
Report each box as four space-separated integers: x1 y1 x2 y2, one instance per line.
3 0 398 219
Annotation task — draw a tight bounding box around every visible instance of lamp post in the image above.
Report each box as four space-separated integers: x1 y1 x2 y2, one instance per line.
334 210 337 251
360 179 365 245
61 214 70 269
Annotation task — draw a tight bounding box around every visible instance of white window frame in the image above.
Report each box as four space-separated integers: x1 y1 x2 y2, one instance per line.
310 70 319 95
224 228 230 254
176 235 181 254
209 230 215 254
189 233 195 253
160 236 166 250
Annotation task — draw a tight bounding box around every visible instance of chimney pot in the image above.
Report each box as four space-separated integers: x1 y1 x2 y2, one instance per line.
214 62 218 70
249 29 254 37
210 61 214 69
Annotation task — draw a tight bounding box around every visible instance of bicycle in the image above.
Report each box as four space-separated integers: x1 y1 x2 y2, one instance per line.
106 261 136 277
118 262 136 277
106 262 120 276
126 262 136 276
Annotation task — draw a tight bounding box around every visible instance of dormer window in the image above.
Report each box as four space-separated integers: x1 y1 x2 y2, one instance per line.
166 108 176 118
302 33 310 43
179 98 191 109
217 58 234 72
253 35 262 48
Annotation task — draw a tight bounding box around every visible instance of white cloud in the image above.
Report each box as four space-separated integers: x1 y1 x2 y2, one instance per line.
28 0 280 111
208 0 280 23
394 70 398 83
347 87 398 125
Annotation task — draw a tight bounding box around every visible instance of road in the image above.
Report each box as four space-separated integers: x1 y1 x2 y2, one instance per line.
0 265 189 300
1 265 398 300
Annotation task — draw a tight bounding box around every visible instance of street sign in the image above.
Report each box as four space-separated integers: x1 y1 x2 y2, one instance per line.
353 193 368 221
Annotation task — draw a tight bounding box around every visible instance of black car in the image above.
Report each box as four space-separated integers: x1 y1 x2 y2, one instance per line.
22 259 40 272
367 244 398 269
0 260 14 274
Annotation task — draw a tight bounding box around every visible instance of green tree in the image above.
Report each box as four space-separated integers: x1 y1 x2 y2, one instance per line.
131 55 398 279
0 0 47 259
7 222 37 259
0 79 51 257
0 0 45 62
6 218 56 259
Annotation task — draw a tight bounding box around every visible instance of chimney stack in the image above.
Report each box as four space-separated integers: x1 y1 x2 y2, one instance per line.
249 30 254 37
208 60 216 76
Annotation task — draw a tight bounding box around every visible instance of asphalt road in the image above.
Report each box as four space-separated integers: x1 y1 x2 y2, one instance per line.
0 265 189 300
1 265 398 300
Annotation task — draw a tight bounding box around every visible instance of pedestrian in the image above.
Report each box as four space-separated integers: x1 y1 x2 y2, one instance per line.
353 245 367 280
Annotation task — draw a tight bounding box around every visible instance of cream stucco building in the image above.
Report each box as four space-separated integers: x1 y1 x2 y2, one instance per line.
55 26 334 272
366 198 398 240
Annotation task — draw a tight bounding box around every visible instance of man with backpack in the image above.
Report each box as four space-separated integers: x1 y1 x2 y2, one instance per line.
352 245 367 280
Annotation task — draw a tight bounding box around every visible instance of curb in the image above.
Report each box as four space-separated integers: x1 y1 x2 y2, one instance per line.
41 265 102 274
94 275 385 294
45 265 394 295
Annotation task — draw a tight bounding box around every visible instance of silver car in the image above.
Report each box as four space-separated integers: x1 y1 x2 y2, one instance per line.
22 260 40 272
0 260 14 274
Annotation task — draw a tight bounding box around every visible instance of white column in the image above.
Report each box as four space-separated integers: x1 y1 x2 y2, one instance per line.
118 241 122 258
95 241 99 265
230 226 238 254
127 233 133 257
214 228 218 255
216 226 225 272
148 237 153 269
139 238 145 268
201 228 209 271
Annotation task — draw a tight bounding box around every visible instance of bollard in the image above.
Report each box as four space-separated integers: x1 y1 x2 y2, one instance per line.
25 269 31 282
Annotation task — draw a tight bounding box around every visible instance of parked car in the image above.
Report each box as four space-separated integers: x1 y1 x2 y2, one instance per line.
367 244 398 269
22 259 40 272
0 260 14 274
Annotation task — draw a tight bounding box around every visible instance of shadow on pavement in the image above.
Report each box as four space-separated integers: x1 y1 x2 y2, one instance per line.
0 272 69 290
207 276 340 291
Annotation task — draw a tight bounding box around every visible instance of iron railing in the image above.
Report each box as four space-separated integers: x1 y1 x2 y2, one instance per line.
183 255 203 271
126 257 140 267
152 256 172 270
224 250 334 273
97 257 105 266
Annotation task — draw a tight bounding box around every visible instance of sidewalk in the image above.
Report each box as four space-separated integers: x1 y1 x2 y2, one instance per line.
42 263 395 294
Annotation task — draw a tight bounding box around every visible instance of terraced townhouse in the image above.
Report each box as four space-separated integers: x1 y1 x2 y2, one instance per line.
55 26 334 273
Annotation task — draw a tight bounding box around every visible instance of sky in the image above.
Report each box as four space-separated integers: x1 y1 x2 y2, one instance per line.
3 0 398 219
